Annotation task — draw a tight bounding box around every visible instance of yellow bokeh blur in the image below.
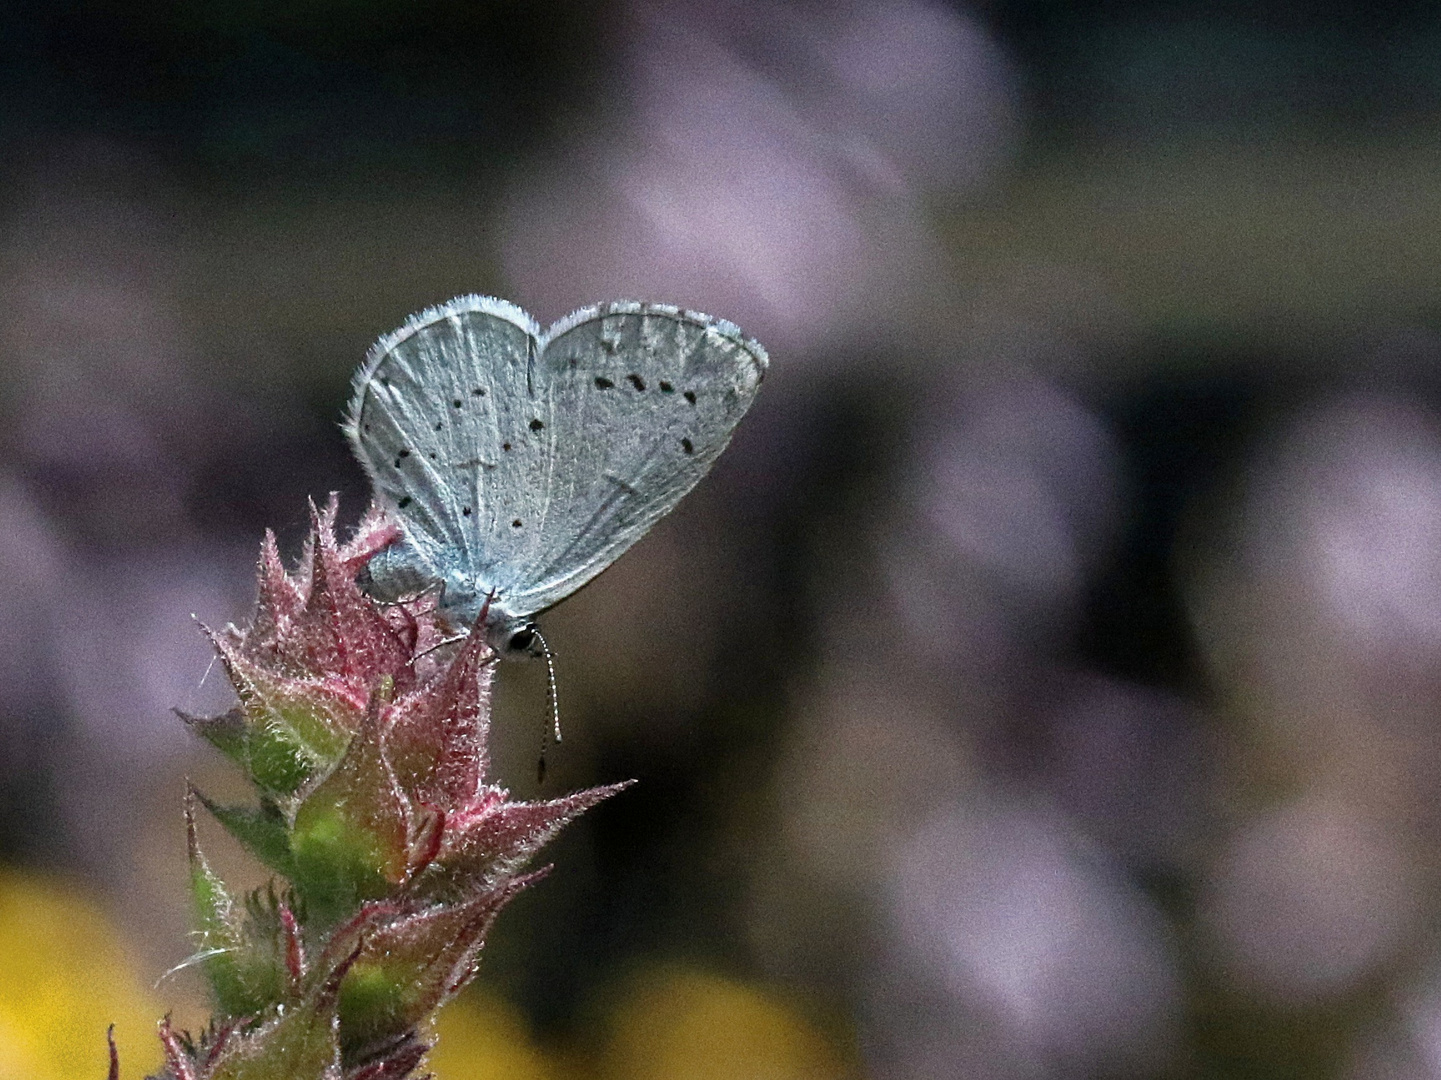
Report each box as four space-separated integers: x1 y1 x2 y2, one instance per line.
428 969 854 1080
0 868 160 1080
427 988 555 1080
596 966 853 1080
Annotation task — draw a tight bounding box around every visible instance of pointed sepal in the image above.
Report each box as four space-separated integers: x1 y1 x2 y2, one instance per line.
204 952 353 1080
385 628 495 810
345 1031 429 1080
290 696 413 927
432 783 630 895
205 628 360 794
193 789 296 880
187 794 286 1018
295 497 415 696
324 874 540 1053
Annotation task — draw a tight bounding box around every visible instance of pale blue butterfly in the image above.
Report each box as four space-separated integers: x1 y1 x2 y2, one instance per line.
345 295 768 665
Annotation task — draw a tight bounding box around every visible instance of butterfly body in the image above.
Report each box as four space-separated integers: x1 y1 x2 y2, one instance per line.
346 295 767 655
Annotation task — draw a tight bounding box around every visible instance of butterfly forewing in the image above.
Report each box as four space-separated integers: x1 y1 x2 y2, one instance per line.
349 297 545 601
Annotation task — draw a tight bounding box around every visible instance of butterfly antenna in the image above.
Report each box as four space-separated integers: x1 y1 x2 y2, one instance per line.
532 627 561 784
410 632 470 664
534 627 561 742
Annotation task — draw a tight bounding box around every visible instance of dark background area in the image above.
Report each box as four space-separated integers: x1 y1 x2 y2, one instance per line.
4 2 1441 1078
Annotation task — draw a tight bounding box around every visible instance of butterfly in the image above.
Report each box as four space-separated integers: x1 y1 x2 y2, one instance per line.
346 295 768 662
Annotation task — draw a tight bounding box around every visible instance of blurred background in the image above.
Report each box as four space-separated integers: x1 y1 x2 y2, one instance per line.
4 0 1441 1077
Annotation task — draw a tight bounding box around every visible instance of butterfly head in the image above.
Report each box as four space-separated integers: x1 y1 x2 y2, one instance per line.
483 605 564 758
483 611 545 660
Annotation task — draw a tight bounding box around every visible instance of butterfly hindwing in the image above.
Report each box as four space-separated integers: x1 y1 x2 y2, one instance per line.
502 302 767 616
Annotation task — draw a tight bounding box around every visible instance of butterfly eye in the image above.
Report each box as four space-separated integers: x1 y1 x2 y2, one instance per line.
506 627 536 654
